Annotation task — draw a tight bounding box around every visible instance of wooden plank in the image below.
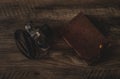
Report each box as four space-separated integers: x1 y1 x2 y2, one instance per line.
0 66 120 79
0 0 119 7
0 10 119 65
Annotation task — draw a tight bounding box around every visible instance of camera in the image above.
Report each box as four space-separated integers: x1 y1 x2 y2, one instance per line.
14 21 53 59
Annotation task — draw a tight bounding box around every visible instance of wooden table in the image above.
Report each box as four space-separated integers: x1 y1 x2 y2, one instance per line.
0 0 120 79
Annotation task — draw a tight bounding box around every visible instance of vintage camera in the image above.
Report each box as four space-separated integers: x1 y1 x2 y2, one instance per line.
14 21 53 59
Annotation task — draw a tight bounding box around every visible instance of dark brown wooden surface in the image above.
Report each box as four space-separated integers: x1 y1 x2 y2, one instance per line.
0 0 120 79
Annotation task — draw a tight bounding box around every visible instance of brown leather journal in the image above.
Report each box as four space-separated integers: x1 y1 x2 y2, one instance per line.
63 12 108 62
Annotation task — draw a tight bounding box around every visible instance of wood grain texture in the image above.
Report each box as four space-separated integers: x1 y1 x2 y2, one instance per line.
0 0 120 78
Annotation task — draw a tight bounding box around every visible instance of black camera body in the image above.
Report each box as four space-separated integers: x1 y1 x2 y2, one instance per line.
14 22 53 59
